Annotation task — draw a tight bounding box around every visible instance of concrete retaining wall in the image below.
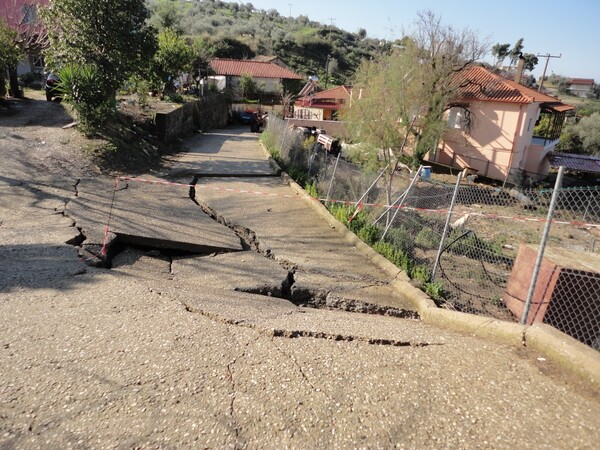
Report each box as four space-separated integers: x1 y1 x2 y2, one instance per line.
154 95 229 142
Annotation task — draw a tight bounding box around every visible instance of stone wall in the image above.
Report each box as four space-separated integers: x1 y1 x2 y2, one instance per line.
154 94 229 142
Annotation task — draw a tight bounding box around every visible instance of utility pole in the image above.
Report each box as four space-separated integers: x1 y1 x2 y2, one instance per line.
288 3 292 17
324 54 331 89
536 53 561 92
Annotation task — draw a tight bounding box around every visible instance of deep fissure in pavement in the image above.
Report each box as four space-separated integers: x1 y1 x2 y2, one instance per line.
188 176 419 319
102 242 226 269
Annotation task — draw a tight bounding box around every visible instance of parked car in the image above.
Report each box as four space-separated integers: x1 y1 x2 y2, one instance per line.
239 110 253 123
45 73 61 101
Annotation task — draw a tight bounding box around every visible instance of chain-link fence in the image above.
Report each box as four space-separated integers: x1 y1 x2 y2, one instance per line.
265 117 600 350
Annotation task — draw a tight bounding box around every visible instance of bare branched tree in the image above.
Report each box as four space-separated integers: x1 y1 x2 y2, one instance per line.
0 0 49 97
342 10 489 216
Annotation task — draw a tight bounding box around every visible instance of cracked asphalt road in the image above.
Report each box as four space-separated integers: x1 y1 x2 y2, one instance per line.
1 124 600 448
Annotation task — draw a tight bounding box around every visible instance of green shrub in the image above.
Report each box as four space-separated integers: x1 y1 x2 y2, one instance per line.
57 64 116 135
357 223 382 245
372 241 411 272
166 92 184 103
424 281 445 300
329 203 354 223
383 225 415 257
411 265 430 283
305 181 319 198
260 130 278 154
415 226 439 250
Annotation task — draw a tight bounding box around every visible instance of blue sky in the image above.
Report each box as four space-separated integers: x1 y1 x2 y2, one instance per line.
244 0 600 81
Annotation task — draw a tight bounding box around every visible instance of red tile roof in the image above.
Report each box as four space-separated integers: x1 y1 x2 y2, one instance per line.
209 58 303 80
455 65 574 111
569 78 595 85
295 85 352 109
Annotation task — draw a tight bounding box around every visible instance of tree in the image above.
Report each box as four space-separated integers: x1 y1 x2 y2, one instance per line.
42 0 156 132
491 43 510 66
342 10 487 207
572 113 600 155
509 38 524 66
238 73 259 99
522 53 538 71
150 28 193 97
148 0 184 33
0 18 22 97
43 0 157 97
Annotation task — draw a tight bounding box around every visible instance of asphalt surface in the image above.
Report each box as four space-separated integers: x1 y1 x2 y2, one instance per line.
1 126 599 448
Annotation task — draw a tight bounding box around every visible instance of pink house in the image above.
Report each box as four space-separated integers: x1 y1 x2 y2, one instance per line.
433 65 574 185
0 0 50 74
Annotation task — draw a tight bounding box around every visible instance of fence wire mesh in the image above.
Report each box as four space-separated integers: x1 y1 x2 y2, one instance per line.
266 118 600 350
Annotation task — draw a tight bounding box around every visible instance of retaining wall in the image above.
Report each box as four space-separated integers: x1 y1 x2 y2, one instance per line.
154 94 229 142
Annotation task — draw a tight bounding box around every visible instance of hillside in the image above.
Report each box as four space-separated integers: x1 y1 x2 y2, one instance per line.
146 0 386 84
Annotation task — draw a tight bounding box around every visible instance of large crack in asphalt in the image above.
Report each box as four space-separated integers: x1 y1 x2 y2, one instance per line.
180 298 436 348
59 174 427 346
188 175 420 322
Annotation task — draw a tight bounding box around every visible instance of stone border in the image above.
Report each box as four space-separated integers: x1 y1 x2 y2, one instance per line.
262 145 600 391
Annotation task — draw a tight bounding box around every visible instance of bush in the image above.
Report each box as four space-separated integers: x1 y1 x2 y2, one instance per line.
372 241 412 273
424 281 445 300
415 227 439 250
383 225 415 257
411 265 430 283
356 222 382 245
57 64 116 135
305 181 319 198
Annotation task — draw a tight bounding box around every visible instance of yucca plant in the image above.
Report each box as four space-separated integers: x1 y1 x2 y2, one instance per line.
56 64 116 135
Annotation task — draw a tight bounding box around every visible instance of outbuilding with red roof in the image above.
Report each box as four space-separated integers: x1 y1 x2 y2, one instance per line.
207 58 303 100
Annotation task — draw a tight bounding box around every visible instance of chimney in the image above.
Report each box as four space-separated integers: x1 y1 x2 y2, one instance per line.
515 53 525 85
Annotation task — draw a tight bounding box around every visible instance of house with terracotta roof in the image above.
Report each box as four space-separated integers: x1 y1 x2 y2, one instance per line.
294 85 353 121
567 78 595 98
433 65 574 184
207 58 303 99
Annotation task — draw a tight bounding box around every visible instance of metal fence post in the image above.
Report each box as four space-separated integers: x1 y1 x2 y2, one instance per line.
520 166 565 325
279 119 289 152
353 163 390 206
380 166 423 241
326 152 341 203
431 171 463 280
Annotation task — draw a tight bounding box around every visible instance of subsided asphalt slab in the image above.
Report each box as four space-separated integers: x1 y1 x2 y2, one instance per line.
66 176 243 255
